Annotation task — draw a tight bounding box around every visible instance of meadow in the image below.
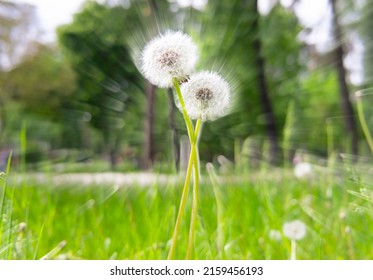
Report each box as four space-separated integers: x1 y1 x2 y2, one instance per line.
1 159 372 260
2 0 373 262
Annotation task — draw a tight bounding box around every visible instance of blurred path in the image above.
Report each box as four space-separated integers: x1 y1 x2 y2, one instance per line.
18 172 182 187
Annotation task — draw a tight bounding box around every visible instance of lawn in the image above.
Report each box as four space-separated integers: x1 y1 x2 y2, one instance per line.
1 162 372 260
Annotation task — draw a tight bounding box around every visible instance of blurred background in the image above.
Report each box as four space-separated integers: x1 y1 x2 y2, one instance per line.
0 0 372 174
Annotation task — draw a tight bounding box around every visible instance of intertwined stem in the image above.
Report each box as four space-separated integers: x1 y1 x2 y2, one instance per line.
186 119 202 259
168 78 201 260
167 137 195 260
172 78 195 143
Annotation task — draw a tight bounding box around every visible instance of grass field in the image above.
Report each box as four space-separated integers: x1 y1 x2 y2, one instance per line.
1 159 372 260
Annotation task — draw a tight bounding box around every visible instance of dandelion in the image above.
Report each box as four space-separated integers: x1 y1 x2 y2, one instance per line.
140 31 201 260
268 229 282 241
179 71 230 121
18 222 27 232
283 220 306 260
339 210 346 220
141 30 231 260
283 220 306 241
294 162 312 179
169 71 230 260
345 226 351 234
141 31 198 88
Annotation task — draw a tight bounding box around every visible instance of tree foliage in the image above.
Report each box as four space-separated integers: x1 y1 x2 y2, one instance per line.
1 0 370 169
58 1 146 167
189 0 303 161
2 44 76 121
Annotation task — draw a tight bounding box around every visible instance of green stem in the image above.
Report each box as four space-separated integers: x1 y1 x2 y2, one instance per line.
167 143 195 260
356 94 373 156
173 78 195 143
20 121 27 173
326 119 335 196
0 152 12 242
291 239 297 260
167 78 196 260
186 119 202 259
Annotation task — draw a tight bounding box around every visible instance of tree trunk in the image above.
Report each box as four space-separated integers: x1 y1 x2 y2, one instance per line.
330 0 359 156
138 0 159 170
168 88 180 171
141 81 155 170
109 133 119 170
251 0 280 164
103 130 119 170
148 0 158 11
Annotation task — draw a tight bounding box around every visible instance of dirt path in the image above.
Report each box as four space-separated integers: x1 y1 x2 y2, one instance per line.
17 172 183 187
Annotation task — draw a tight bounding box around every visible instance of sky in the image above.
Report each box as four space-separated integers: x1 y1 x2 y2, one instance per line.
13 0 86 42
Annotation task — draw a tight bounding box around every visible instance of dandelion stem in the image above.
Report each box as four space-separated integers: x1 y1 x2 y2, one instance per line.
168 78 196 260
356 94 373 156
291 239 297 260
172 78 195 143
167 137 195 260
186 119 202 259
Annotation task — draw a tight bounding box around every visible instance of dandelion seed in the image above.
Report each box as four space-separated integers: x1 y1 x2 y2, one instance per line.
283 220 306 241
141 31 198 88
179 71 230 121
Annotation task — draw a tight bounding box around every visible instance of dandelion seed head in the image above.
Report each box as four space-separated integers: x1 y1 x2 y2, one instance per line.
157 50 179 68
179 71 230 121
195 88 213 101
294 162 312 179
141 31 198 88
18 222 27 232
339 210 346 220
345 226 351 234
283 220 306 241
269 229 282 241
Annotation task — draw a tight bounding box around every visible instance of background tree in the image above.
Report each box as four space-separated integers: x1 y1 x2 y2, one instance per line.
251 0 280 164
361 0 373 86
3 44 76 121
0 0 39 139
1 0 366 171
330 0 359 156
58 1 143 169
189 0 302 164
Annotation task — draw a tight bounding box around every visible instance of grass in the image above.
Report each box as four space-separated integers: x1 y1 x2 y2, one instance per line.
1 162 372 260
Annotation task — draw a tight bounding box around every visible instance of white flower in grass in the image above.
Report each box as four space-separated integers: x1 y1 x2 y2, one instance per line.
294 162 312 179
141 31 198 88
269 229 282 241
283 220 306 240
179 71 230 121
